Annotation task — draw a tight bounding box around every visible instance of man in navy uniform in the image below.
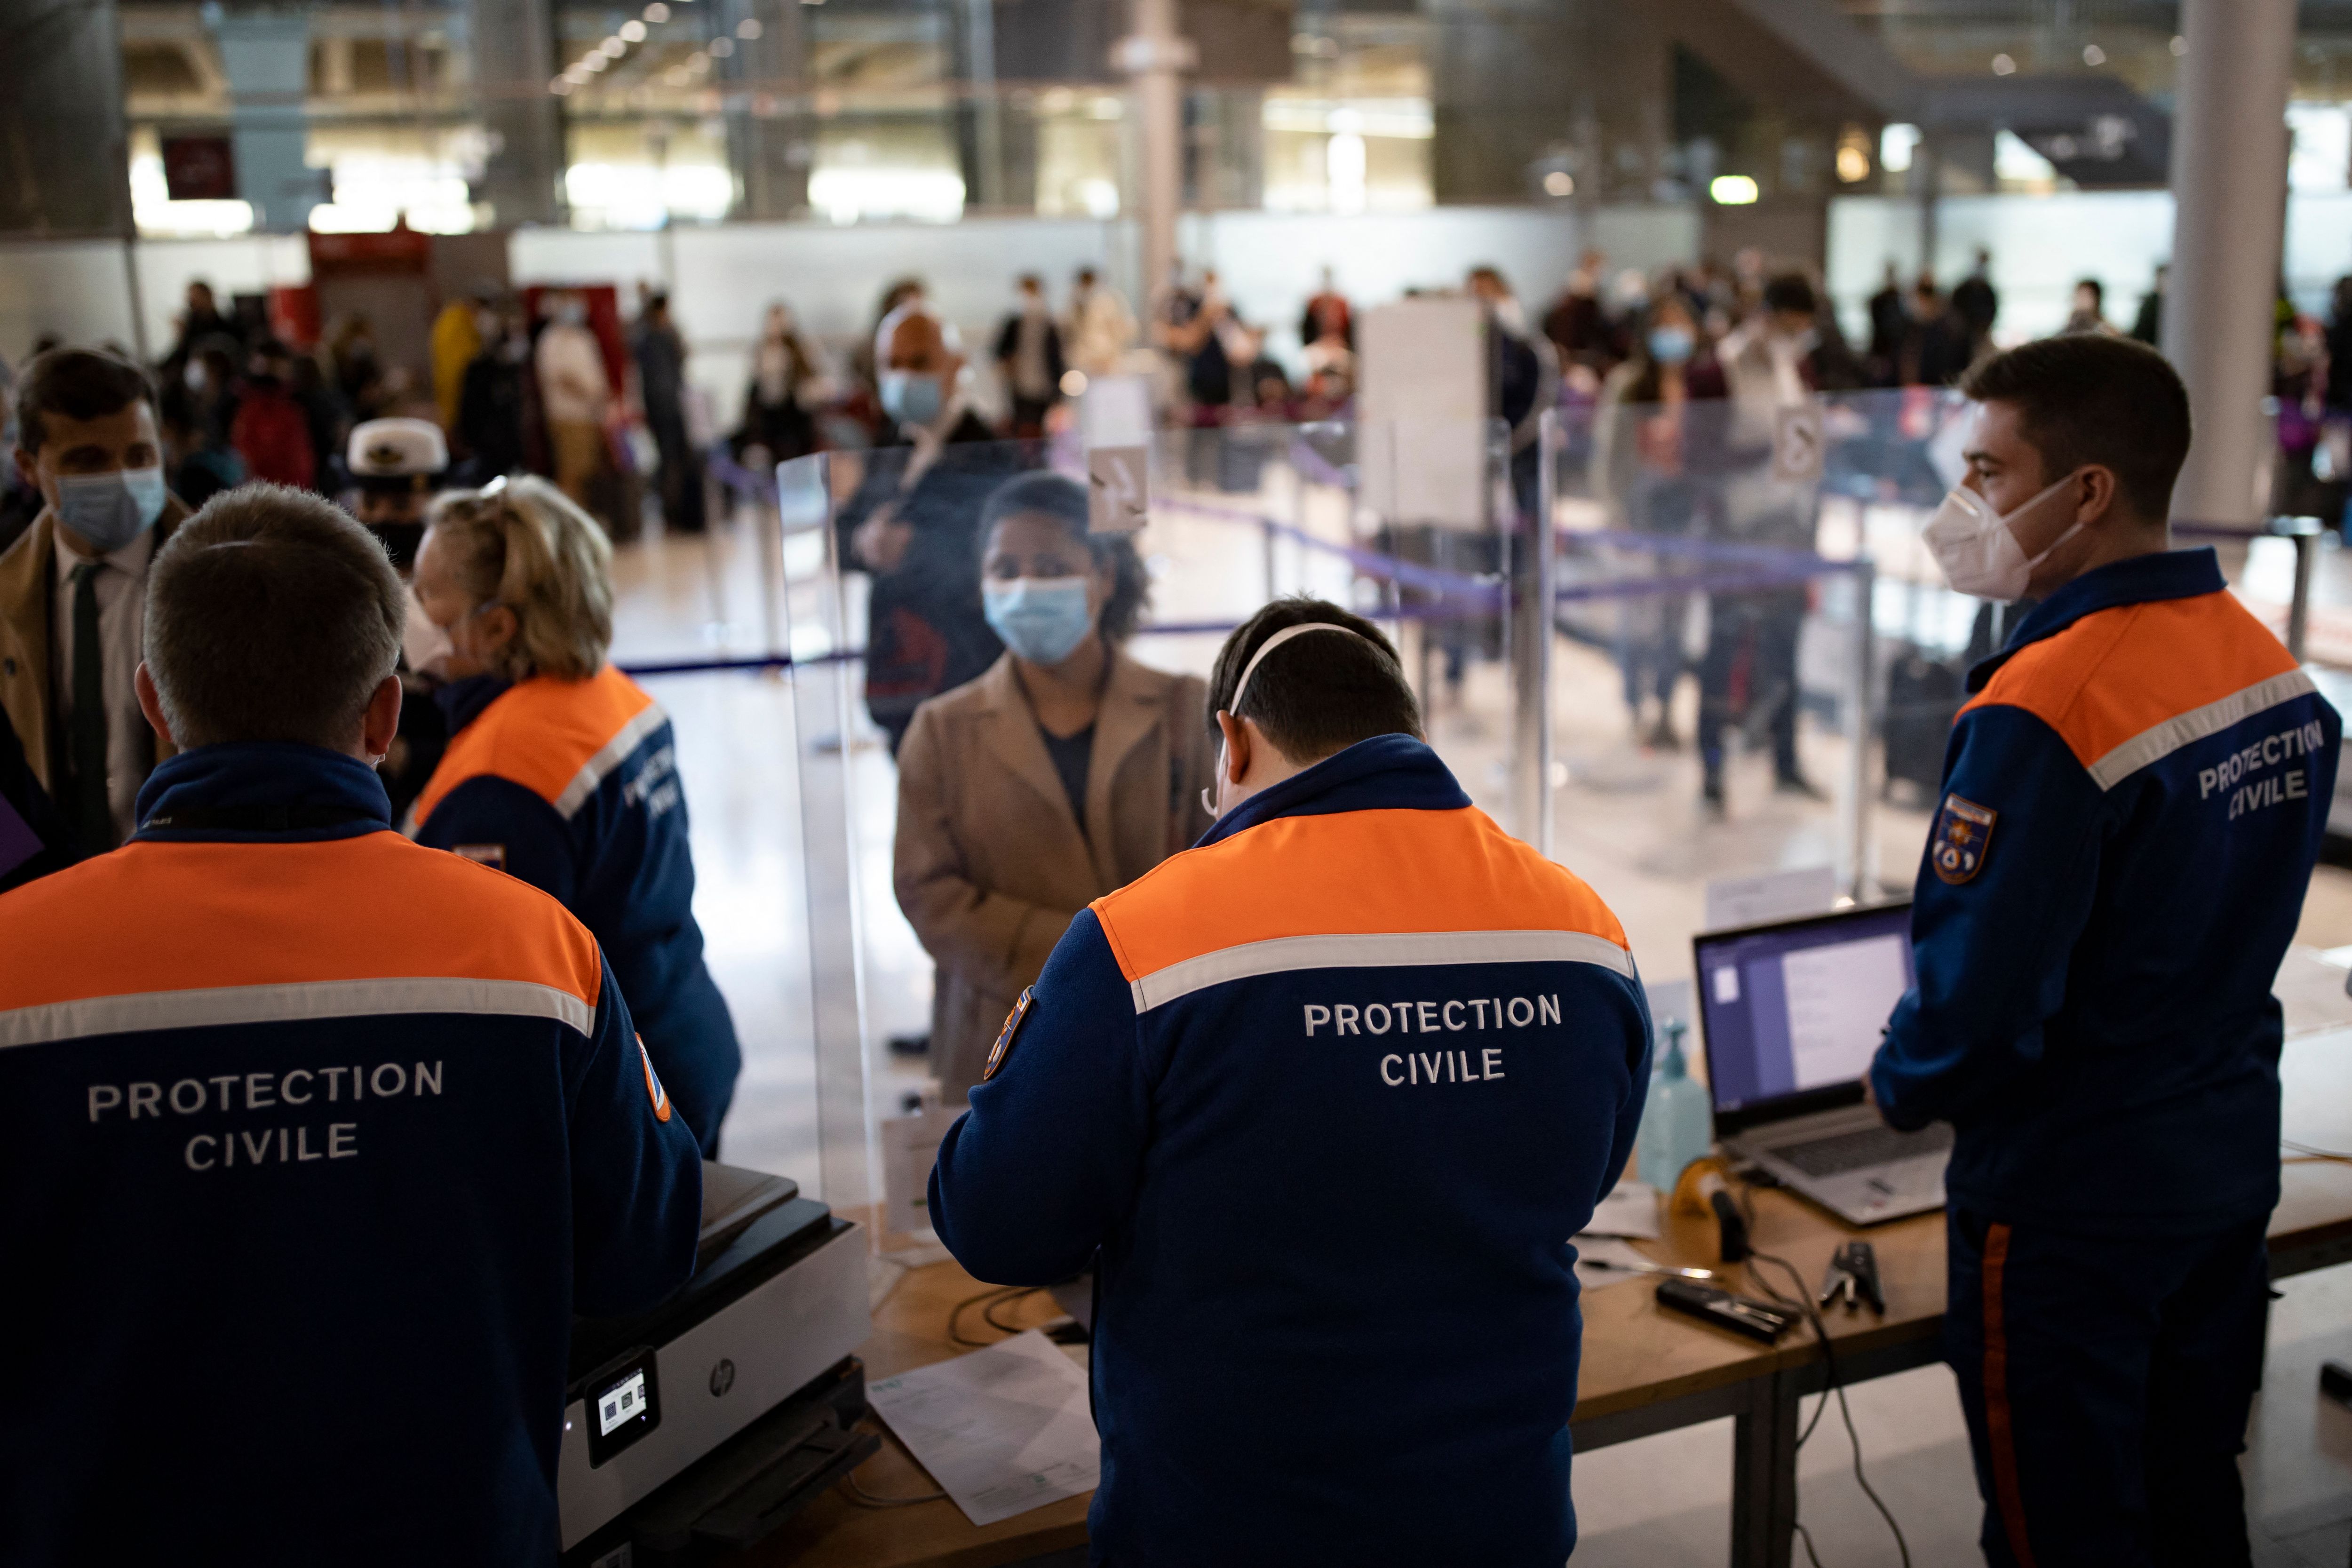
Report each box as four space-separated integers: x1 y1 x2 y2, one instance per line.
1871 335 2339 1567
0 482 702 1565
930 598 1653 1566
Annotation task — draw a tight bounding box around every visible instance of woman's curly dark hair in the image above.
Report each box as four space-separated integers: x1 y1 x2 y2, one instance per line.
976 470 1152 645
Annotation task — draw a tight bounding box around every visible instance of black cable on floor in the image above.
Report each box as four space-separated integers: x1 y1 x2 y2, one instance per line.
843 1471 949 1508
981 1286 1046 1336
947 1283 1033 1347
1735 1170 1913 1568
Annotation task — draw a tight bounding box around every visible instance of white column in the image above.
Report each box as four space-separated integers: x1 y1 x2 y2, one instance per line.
1119 0 1192 308
2162 0 2296 526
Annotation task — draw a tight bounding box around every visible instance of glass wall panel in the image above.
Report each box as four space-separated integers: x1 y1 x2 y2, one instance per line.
773 417 1527 1240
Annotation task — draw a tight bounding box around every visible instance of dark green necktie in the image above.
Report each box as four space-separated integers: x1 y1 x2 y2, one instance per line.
70 561 111 852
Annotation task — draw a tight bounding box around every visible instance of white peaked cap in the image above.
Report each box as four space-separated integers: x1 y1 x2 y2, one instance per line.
347 418 449 478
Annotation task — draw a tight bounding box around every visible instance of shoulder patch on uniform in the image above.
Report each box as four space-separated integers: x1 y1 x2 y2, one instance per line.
1931 795 1996 885
452 843 507 871
637 1038 672 1122
983 989 1033 1082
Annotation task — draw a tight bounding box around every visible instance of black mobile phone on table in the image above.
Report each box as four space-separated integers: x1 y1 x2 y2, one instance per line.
1655 1277 1800 1343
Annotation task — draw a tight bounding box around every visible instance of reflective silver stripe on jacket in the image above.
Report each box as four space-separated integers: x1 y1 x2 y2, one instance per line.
0 977 596 1049
1128 928 1635 1014
554 701 671 819
2085 669 2319 791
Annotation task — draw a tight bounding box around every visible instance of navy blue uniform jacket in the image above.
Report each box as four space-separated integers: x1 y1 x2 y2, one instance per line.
0 744 703 1566
1870 549 2339 1234
930 736 1653 1566
413 666 740 1153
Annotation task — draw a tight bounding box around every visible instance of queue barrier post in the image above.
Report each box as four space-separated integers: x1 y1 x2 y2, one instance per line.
1841 557 1876 903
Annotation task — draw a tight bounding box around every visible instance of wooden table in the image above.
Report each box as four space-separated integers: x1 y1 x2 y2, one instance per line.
1575 1025 2352 1568
739 1029 2352 1568
738 1256 1089 1568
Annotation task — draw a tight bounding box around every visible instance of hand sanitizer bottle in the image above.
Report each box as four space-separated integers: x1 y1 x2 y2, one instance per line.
1637 1020 1713 1193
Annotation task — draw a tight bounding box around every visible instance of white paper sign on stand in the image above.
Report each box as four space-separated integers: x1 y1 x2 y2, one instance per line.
1080 375 1153 534
879 1104 961 1241
1702 865 1838 932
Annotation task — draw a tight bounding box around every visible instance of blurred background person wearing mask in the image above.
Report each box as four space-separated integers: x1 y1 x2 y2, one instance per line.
1 348 188 858
1595 293 1725 751
738 302 821 467
2063 277 2114 336
1065 265 1138 381
842 307 1016 752
457 302 532 484
286 350 348 496
0 348 33 552
856 277 928 415
1300 265 1354 353
631 292 705 535
1866 262 1908 386
406 476 741 1154
157 379 246 514
1702 272 1829 811
159 279 245 387
1543 249 1619 380
429 286 491 432
0 341 67 888
993 274 1066 439
228 340 316 492
1469 263 1559 514
2133 263 2171 349
877 304 991 449
1900 274 1968 388
894 472 1212 1101
345 417 453 820
535 292 611 512
328 313 385 422
1951 247 2001 363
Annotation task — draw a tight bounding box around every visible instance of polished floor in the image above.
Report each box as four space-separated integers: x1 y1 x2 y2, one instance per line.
609 472 2352 1564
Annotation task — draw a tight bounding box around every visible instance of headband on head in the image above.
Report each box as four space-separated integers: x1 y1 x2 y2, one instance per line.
1225 622 1370 716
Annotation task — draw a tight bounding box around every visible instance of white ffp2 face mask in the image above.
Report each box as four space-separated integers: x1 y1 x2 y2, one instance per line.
402 590 454 679
1921 471 2085 603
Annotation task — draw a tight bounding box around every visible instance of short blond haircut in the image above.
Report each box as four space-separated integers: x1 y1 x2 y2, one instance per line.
425 476 613 682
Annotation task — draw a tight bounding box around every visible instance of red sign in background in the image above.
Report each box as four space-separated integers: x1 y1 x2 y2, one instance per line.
160 135 237 202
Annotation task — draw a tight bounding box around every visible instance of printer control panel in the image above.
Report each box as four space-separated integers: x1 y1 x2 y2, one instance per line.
585 1350 661 1467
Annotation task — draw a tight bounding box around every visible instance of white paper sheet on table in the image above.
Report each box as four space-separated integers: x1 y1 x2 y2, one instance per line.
1572 1235 1661 1289
1584 1181 1662 1239
867 1329 1100 1527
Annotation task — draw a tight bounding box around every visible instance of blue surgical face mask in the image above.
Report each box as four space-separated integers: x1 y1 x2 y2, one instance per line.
881 370 945 427
984 576 1095 667
1648 325 1695 366
56 466 167 554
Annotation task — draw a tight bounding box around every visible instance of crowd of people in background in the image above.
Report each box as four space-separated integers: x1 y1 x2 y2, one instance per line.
6 246 2350 820
13 244 2352 556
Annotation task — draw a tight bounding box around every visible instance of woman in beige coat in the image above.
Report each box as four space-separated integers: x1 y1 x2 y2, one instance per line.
894 472 1214 1101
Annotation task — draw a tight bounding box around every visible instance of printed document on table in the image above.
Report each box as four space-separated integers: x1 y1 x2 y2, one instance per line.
867 1329 1099 1527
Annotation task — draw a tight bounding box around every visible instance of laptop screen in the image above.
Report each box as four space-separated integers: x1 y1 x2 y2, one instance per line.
1692 904 1915 1118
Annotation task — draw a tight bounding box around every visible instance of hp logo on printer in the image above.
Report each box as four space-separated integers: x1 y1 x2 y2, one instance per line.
709 1359 736 1397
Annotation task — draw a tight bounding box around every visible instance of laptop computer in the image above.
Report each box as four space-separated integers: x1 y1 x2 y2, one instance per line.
1691 902 1952 1226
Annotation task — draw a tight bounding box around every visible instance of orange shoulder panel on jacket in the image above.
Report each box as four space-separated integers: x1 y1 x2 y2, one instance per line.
412 665 658 827
1089 805 1628 984
0 831 604 1015
1960 592 2298 768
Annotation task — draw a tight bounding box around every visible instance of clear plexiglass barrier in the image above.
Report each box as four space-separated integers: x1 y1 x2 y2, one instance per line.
640 393 2314 1225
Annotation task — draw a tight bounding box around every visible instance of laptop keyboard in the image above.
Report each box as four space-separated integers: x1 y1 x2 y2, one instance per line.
1773 1122 1953 1178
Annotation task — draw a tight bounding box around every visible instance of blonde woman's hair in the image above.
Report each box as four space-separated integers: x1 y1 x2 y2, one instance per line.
425 475 614 682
